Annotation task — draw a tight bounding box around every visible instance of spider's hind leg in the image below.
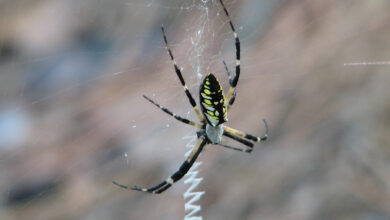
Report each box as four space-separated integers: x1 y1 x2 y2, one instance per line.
224 119 269 143
113 137 208 194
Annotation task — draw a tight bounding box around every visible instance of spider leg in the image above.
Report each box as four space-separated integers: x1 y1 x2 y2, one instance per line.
219 0 240 108
224 119 269 142
222 60 236 107
223 130 254 150
215 143 251 153
161 26 205 123
143 95 202 128
113 137 208 194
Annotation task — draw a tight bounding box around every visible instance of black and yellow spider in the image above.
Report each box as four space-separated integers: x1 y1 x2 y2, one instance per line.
113 0 268 194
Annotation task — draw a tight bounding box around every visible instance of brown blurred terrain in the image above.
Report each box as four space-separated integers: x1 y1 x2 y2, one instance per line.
1 0 390 219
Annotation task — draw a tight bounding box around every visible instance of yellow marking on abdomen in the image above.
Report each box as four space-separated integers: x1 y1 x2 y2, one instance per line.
201 93 211 99
204 99 212 105
207 110 214 116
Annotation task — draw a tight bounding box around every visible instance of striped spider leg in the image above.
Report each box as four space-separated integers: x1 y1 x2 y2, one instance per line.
112 95 204 193
161 26 205 123
142 95 202 129
224 119 269 143
222 119 269 153
114 137 208 194
219 0 240 110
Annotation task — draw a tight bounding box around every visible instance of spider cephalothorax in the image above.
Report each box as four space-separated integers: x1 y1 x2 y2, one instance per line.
113 0 269 194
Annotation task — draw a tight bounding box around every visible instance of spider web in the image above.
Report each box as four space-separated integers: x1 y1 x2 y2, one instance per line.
2 0 390 220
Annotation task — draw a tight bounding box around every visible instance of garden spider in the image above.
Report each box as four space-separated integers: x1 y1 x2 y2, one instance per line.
113 0 268 194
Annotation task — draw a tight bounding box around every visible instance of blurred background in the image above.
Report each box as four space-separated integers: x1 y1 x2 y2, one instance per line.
1 0 390 219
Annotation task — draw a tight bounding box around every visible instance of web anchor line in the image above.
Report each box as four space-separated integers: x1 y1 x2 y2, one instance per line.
183 135 205 220
344 61 390 66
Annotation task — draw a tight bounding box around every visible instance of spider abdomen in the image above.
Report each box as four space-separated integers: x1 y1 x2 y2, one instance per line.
199 73 228 126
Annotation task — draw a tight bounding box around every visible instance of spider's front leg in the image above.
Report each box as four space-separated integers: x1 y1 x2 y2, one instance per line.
161 26 205 123
113 137 208 194
219 0 240 109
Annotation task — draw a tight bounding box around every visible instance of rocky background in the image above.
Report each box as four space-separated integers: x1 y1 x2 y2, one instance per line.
1 0 390 219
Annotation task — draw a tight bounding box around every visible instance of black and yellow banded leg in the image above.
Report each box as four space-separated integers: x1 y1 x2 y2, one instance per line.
223 130 254 150
113 137 208 194
222 60 236 107
161 26 205 123
143 95 202 129
224 119 269 142
219 0 240 107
